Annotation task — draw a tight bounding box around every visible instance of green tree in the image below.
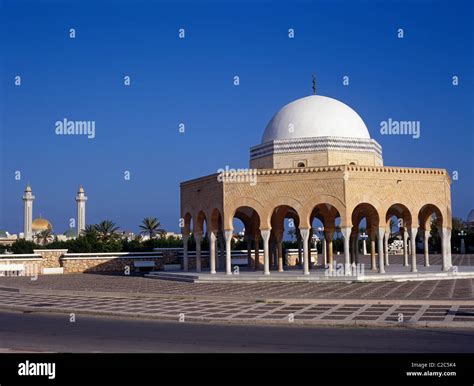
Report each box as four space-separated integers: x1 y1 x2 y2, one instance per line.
34 229 53 245
139 217 160 239
94 220 120 242
10 239 37 254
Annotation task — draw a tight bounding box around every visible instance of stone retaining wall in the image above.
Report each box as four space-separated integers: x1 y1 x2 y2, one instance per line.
0 250 472 275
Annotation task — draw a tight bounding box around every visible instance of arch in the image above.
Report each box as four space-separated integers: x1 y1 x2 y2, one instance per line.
310 203 342 230
233 206 261 235
385 203 413 229
224 197 265 229
194 210 207 233
270 204 300 230
351 203 380 230
263 196 306 229
418 204 444 230
209 208 222 232
302 194 347 228
182 212 193 235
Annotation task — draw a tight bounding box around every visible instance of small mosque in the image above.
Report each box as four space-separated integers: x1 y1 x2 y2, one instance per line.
179 87 455 278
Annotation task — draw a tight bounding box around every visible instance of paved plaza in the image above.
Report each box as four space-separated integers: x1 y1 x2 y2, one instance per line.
1 271 474 300
0 272 473 328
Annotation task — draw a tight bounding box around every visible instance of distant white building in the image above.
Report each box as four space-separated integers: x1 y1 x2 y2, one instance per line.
0 231 18 246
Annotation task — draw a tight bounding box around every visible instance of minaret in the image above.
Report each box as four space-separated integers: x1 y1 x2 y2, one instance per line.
22 185 35 240
75 185 87 236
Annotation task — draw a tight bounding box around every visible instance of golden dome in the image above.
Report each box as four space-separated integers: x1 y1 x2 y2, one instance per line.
32 217 52 232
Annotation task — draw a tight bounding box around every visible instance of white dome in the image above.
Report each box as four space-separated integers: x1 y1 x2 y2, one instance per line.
262 95 371 143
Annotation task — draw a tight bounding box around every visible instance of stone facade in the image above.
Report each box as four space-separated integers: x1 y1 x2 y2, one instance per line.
0 250 185 275
181 165 452 275
182 165 451 231
34 249 68 269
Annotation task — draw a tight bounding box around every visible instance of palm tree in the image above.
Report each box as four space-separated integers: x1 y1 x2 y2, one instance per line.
139 217 160 239
95 220 120 241
35 229 53 245
84 224 97 236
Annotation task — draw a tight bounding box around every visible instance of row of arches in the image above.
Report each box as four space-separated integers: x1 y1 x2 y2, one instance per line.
181 201 452 276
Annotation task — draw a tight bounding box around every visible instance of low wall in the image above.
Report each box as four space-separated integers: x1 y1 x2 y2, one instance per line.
61 251 179 274
0 250 471 275
0 254 43 276
286 249 318 266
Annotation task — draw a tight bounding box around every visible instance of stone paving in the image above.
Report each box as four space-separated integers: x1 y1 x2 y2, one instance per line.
1 273 473 300
0 272 473 328
0 289 472 327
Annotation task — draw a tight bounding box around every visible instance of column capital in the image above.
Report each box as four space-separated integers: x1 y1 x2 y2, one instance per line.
377 227 385 238
340 226 351 239
208 230 217 241
193 231 203 242
299 227 310 240
260 229 271 241
224 229 233 240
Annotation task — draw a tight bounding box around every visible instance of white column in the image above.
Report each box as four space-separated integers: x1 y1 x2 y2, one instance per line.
22 186 35 241
370 237 377 271
423 230 430 267
224 229 233 275
341 227 351 275
209 230 217 274
384 230 390 266
194 231 203 273
447 228 452 269
377 228 385 274
441 227 452 271
75 186 87 237
261 229 271 275
362 238 367 255
300 228 310 275
410 227 418 273
403 228 409 267
182 234 189 271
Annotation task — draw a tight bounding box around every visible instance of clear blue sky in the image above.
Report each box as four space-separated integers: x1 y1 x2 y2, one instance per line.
1 0 473 234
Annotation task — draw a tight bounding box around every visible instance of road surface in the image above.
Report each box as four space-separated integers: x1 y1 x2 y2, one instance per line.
0 310 473 353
